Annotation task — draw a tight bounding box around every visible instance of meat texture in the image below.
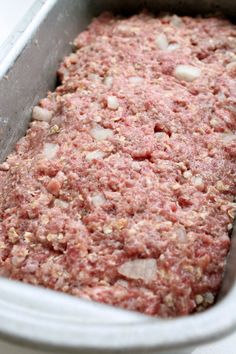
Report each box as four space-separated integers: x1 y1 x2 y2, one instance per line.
0 12 236 317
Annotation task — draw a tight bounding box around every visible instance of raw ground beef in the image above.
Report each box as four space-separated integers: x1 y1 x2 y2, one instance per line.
0 12 236 317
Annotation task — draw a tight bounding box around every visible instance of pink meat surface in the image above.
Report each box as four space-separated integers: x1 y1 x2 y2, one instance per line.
0 12 236 317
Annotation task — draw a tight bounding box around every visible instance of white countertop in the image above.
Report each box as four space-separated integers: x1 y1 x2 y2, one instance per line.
0 0 235 353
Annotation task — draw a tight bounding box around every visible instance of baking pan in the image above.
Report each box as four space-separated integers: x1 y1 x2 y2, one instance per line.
0 0 236 353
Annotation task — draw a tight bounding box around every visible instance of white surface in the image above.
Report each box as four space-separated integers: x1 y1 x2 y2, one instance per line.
1 332 236 354
0 0 236 353
0 0 57 78
0 0 36 47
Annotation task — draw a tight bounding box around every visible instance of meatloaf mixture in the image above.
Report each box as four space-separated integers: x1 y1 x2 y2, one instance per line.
0 12 236 317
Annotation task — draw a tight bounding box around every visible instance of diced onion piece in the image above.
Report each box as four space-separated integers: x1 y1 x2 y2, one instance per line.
103 225 112 235
117 24 129 33
107 96 119 110
128 76 144 85
32 106 53 122
117 24 140 34
86 150 105 161
118 258 157 282
68 53 77 64
155 33 168 50
175 227 187 243
183 170 192 179
104 76 113 88
221 133 236 144
0 162 9 171
167 43 180 52
43 143 59 160
192 176 204 190
91 193 106 207
90 125 113 141
174 65 201 82
210 118 219 127
155 132 169 139
54 199 69 208
131 161 141 171
94 116 102 123
218 92 226 102
88 73 100 82
171 15 183 27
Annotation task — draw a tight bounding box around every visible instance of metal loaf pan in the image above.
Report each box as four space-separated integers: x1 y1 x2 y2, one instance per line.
0 1 236 353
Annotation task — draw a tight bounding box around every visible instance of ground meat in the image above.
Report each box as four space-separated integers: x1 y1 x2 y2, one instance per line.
0 12 236 317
